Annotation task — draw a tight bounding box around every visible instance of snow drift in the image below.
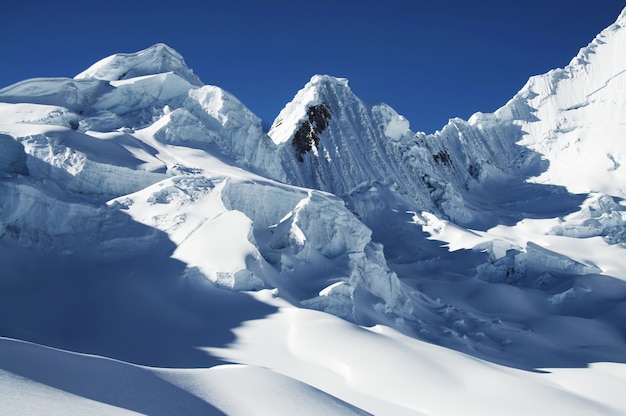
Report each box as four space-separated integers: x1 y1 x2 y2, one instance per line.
2 7 626 415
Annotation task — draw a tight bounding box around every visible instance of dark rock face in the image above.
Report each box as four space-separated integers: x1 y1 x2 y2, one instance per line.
432 149 452 166
292 103 331 162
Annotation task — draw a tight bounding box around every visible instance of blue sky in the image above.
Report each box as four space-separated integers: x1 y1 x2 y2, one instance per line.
1 1 624 133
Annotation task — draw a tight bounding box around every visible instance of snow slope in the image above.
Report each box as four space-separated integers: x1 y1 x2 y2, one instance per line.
75 43 204 87
0 335 367 416
512 8 626 196
3 298 626 416
2 8 626 415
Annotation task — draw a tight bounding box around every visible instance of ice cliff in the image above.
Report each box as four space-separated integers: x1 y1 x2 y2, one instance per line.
2 8 626 367
0 46 412 324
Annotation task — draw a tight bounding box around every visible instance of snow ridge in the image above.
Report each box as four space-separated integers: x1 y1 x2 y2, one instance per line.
267 74 539 226
501 8 626 196
2 8 626 415
75 43 203 87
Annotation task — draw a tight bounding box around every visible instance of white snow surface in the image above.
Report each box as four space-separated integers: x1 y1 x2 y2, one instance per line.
75 43 204 87
2 7 626 415
502 9 626 196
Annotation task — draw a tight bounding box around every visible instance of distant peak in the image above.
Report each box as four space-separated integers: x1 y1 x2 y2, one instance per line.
138 43 185 63
75 43 203 86
303 75 352 99
146 42 180 55
308 75 349 87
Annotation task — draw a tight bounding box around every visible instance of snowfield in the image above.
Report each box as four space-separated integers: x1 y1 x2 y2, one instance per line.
2 7 626 415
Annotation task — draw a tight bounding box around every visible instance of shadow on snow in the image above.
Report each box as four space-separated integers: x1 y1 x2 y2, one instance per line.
0 211 277 369
365 201 626 372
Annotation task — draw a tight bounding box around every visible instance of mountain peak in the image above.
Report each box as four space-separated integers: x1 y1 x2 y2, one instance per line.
4 9 626 415
268 74 353 145
304 75 352 104
74 43 203 86
308 74 349 88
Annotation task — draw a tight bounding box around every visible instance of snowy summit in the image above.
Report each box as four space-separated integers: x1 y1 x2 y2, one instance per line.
2 8 626 416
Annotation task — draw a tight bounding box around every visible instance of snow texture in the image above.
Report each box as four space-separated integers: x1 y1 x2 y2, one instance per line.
2 7 626 415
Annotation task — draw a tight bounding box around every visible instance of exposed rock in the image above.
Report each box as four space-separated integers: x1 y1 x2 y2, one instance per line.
292 103 331 162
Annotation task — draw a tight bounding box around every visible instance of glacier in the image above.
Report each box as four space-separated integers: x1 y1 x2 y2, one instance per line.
2 8 626 415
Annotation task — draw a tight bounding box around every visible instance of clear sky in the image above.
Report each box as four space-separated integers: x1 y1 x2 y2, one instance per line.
1 1 624 133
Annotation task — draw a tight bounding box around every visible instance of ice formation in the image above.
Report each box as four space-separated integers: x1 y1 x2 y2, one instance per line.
3 8 626 415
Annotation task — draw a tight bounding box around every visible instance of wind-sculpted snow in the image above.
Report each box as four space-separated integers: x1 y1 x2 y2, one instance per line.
222 180 413 320
3 9 626 414
0 178 166 257
0 336 368 416
93 72 196 116
108 176 268 291
75 43 203 87
0 77 113 121
3 125 166 197
0 102 81 130
91 172 413 320
151 107 218 146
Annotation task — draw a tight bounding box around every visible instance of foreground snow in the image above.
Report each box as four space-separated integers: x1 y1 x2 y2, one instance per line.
3 297 626 416
2 8 626 416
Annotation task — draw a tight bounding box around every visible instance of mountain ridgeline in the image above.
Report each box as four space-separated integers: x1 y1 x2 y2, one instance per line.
2 8 626 373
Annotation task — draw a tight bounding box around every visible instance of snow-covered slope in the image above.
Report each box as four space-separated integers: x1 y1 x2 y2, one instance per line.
0 335 367 416
511 8 626 196
4 302 626 416
267 75 540 226
75 43 204 87
265 7 626 226
2 8 626 415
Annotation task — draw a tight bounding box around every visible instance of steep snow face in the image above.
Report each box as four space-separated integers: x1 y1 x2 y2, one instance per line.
75 43 204 87
185 86 284 180
96 172 413 318
269 76 416 195
0 123 167 197
269 75 435 209
0 178 165 257
269 75 347 145
266 10 626 225
0 78 113 114
108 176 268 291
0 48 282 196
503 9 626 196
220 180 414 320
267 75 541 226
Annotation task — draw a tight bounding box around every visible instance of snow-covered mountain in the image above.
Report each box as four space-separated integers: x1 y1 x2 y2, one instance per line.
2 8 626 415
